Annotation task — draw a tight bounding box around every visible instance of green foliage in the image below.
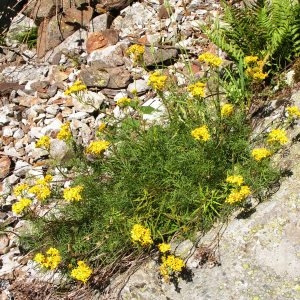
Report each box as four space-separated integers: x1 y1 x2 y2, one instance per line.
203 0 300 68
19 60 280 288
13 27 37 49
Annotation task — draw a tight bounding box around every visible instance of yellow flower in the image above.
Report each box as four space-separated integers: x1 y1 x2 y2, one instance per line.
131 224 153 247
286 106 300 119
244 56 259 65
148 71 168 91
162 255 185 272
29 184 51 201
126 44 145 62
159 264 170 280
98 123 106 132
221 103 234 117
239 185 251 198
57 122 72 141
63 185 84 202
34 253 45 264
35 136 50 150
251 148 272 161
64 80 87 96
85 140 110 156
191 125 210 142
12 198 32 215
267 129 288 145
226 175 244 186
34 247 61 270
70 261 93 283
187 82 206 98
225 185 251 205
158 243 171 253
36 174 53 186
13 183 29 197
116 97 131 107
198 52 223 67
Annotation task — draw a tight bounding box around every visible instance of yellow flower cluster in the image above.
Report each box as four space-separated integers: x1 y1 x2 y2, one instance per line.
35 136 51 150
13 183 29 197
187 82 206 98
191 125 210 142
226 175 244 186
12 198 32 215
85 140 110 156
64 80 87 96
131 224 153 246
57 122 72 141
286 106 300 119
225 175 250 204
70 261 93 283
158 243 171 253
98 122 106 132
267 129 288 145
244 56 259 64
63 185 84 202
28 175 52 201
116 97 131 107
126 44 145 62
244 56 268 81
198 52 223 67
159 255 185 281
221 103 234 117
225 185 251 205
251 148 272 161
148 71 168 91
34 247 62 270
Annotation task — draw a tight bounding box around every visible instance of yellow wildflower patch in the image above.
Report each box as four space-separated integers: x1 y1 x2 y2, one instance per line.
29 184 51 201
198 52 223 67
148 71 168 91
158 243 171 253
225 185 251 204
251 148 272 161
35 136 50 150
70 261 93 283
221 103 234 117
286 106 300 119
226 175 244 186
57 122 72 141
126 44 145 62
64 80 87 96
85 140 110 156
63 185 84 202
12 198 32 215
13 183 29 197
191 125 210 142
116 97 131 107
244 55 259 64
187 82 206 98
267 129 288 145
131 224 153 247
34 247 62 270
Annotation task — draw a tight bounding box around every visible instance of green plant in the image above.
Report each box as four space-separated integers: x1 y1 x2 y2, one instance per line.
203 0 300 69
15 53 282 290
14 27 37 49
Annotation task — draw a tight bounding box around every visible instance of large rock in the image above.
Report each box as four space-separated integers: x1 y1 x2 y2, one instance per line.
87 43 126 68
106 66 131 89
80 66 110 87
37 6 93 58
86 29 119 54
95 0 134 11
143 47 178 66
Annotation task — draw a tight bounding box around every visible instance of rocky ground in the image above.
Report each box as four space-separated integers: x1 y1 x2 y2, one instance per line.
0 0 300 299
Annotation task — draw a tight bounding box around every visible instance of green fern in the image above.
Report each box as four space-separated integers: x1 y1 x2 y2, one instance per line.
203 0 300 67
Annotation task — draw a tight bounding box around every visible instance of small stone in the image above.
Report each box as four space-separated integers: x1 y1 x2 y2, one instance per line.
80 67 110 88
71 91 106 113
13 128 25 139
0 113 10 126
106 66 131 89
14 160 31 177
50 139 73 162
3 127 13 137
68 111 90 120
0 156 11 179
0 234 9 255
127 79 149 94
